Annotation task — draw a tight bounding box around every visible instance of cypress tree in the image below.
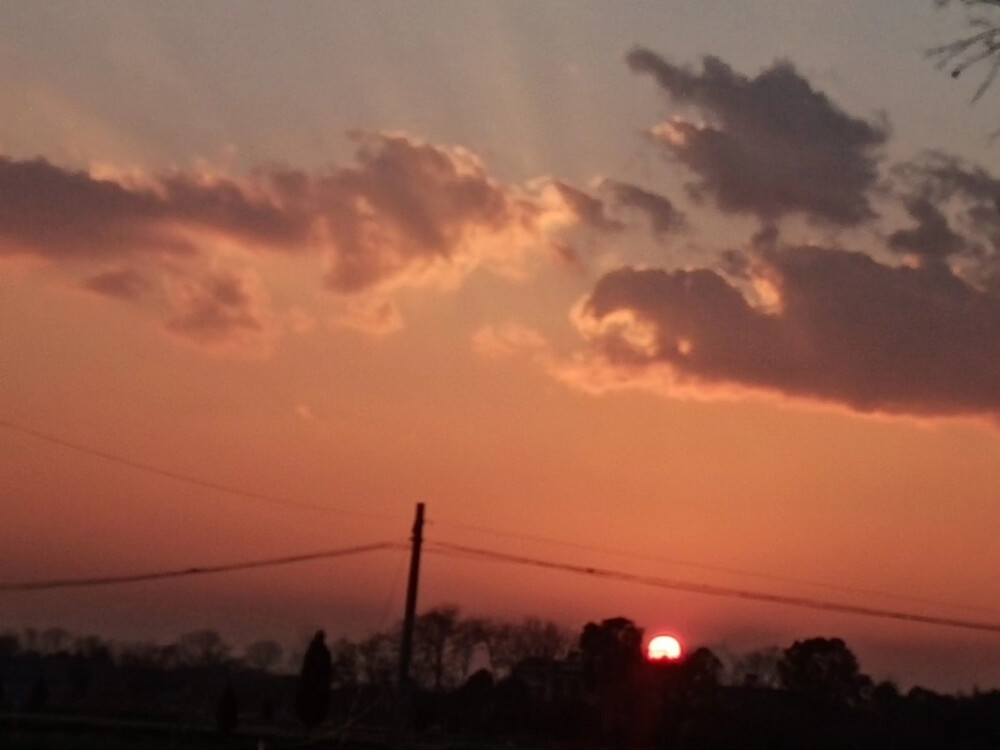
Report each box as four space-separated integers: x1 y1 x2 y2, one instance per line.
295 630 333 730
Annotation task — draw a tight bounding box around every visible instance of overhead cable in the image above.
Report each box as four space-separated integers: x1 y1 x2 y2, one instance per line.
426 541 1000 635
429 517 1000 617
0 542 404 592
0 418 391 519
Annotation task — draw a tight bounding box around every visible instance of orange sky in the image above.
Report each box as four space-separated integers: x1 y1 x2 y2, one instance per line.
3 1 1000 691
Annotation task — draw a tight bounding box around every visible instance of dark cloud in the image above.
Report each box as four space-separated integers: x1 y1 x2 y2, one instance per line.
573 245 1000 417
0 157 174 258
751 223 780 252
81 268 150 301
626 49 888 225
602 180 685 236
0 156 308 260
897 151 1000 207
888 198 968 262
892 152 1000 286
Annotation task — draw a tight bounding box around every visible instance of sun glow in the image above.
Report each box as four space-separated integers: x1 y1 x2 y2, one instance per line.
646 634 683 661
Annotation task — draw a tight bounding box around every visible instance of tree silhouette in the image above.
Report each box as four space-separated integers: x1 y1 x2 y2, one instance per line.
357 630 397 685
579 617 644 742
215 681 238 735
579 617 644 687
295 630 333 730
25 677 49 711
933 0 1000 100
244 639 283 672
778 637 870 707
178 629 230 667
413 605 460 690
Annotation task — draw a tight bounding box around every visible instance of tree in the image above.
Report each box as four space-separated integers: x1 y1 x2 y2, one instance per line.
932 0 1000 100
729 645 783 688
579 616 644 689
778 637 870 707
413 605 461 690
25 677 49 711
40 627 70 655
357 630 397 685
0 632 19 660
511 617 572 662
578 617 644 742
679 647 723 694
295 630 333 730
451 617 493 681
328 637 360 687
178 629 230 667
215 682 238 735
244 640 283 673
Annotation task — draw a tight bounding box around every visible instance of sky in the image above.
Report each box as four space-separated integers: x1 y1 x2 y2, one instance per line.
3 0 1000 691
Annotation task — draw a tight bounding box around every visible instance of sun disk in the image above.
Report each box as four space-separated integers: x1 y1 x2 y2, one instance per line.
647 634 683 661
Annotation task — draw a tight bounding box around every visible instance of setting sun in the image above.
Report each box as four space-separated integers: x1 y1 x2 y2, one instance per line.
647 634 683 661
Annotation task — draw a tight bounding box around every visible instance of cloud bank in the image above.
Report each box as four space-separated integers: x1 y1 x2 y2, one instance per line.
1 132 603 353
568 245 1000 418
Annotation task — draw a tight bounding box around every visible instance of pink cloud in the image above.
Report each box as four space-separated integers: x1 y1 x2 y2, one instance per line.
1 132 598 350
163 268 276 357
472 323 549 360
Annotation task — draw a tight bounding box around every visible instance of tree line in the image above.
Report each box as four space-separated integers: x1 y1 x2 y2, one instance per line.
3 610 1000 748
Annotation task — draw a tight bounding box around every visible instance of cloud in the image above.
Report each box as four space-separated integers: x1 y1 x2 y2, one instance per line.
472 322 549 360
315 134 585 293
329 297 404 337
0 132 586 297
0 156 308 260
892 152 1000 287
626 49 888 225
567 244 1000 418
81 268 150 301
163 268 276 356
888 198 969 262
549 240 586 273
550 181 623 232
1 132 601 351
601 180 686 237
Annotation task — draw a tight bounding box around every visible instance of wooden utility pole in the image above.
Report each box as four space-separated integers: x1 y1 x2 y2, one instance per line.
394 502 425 749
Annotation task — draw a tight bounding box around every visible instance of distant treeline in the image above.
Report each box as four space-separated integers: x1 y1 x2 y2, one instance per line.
2 609 1000 748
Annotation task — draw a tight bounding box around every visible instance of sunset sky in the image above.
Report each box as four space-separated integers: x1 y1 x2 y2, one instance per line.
4 0 1000 691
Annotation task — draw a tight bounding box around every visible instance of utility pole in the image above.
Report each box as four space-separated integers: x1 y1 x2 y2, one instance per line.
394 502 425 749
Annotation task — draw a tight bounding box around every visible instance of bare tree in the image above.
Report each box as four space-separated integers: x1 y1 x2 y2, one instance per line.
244 639 283 672
413 605 461 690
932 0 1000 100
452 617 493 682
356 630 397 685
178 629 230 667
40 627 70 655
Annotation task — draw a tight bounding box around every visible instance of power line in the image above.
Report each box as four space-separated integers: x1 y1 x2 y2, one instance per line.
426 541 1000 636
0 418 392 520
0 542 404 592
5 415 995 626
428 517 1000 617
